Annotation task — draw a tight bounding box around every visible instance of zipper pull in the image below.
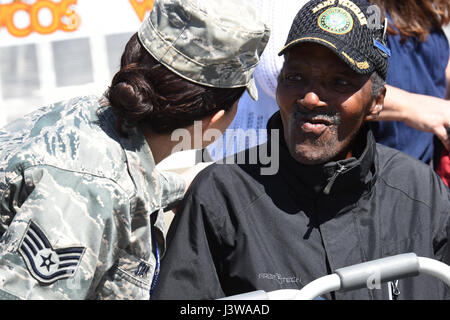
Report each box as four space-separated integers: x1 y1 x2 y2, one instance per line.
323 164 346 195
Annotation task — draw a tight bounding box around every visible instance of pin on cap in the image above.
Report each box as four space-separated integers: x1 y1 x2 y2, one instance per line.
373 18 391 57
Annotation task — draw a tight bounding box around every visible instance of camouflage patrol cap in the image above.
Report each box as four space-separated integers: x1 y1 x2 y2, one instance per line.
138 0 270 101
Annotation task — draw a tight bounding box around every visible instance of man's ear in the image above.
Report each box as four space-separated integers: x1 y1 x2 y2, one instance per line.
366 86 386 120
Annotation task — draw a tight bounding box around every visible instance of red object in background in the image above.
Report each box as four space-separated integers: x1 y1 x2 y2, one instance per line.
436 148 450 187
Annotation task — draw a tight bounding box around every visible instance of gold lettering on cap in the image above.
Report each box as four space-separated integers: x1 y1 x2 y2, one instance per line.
357 61 370 69
312 0 336 13
338 0 367 25
342 52 355 65
341 51 370 70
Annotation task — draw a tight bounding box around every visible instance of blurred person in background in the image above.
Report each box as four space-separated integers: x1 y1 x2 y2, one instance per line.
0 0 269 300
367 0 450 174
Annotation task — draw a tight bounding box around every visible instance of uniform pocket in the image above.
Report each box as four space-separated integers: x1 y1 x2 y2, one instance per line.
94 249 155 300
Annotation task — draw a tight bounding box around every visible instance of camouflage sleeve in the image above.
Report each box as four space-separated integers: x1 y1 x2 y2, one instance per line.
0 165 129 300
158 171 186 212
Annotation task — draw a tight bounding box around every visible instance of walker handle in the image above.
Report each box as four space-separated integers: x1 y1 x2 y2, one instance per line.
334 253 420 291
219 253 450 300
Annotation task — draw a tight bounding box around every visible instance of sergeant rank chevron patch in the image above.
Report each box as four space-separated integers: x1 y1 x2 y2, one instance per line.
18 220 86 285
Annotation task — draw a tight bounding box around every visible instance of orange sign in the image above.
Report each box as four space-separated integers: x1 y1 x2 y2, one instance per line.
0 0 80 37
129 0 155 22
0 0 155 39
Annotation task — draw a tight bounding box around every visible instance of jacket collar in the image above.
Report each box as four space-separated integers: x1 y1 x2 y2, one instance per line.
267 112 377 196
98 106 170 254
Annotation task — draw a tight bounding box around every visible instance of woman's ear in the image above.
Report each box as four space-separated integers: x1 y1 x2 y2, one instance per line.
208 110 226 127
200 109 226 134
203 100 239 132
366 86 386 120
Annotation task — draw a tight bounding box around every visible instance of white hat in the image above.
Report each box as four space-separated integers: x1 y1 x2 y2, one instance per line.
252 0 308 99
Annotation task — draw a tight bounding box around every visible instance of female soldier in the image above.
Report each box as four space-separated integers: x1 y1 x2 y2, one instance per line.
0 0 269 299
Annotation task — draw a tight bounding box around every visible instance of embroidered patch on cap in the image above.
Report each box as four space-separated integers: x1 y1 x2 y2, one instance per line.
318 7 354 35
18 220 86 285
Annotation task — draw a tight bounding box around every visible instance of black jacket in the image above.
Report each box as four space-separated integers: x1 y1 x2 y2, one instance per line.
153 113 450 300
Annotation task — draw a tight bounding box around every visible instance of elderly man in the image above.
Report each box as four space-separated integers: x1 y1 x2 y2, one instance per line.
153 0 449 300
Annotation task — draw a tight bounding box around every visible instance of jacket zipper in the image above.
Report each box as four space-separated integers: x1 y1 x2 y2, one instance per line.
323 164 346 195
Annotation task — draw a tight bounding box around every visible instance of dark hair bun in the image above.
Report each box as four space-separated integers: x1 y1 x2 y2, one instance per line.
107 67 156 126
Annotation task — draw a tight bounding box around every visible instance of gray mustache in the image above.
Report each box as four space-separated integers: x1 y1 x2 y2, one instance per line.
293 109 341 125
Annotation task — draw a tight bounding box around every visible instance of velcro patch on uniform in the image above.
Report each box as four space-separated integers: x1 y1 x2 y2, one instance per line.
18 220 86 285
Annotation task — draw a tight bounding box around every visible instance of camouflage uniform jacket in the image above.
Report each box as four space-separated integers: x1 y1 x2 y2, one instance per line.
0 96 186 300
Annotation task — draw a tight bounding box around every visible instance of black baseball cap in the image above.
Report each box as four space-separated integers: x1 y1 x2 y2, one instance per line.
279 0 390 79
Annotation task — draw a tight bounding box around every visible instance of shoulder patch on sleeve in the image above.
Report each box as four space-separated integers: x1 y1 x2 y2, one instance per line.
18 220 86 285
